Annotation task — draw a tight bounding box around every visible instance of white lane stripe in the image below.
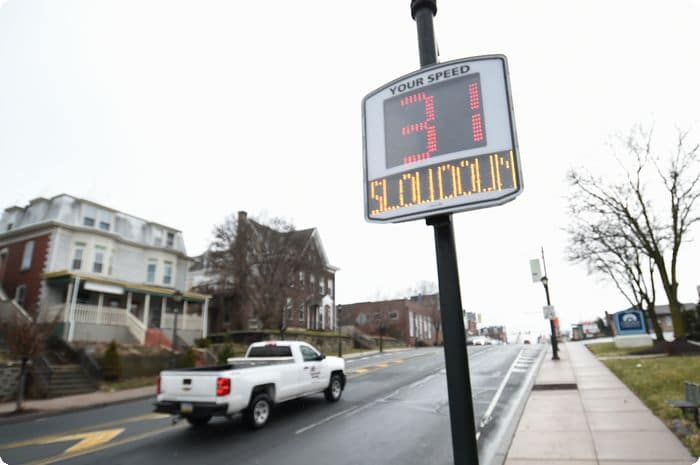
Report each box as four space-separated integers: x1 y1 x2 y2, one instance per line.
294 406 361 435
478 348 525 433
295 369 440 435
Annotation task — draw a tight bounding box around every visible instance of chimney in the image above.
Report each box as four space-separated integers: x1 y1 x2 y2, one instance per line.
238 211 247 223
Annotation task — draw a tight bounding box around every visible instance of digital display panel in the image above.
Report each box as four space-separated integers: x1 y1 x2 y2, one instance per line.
383 73 486 168
363 55 522 223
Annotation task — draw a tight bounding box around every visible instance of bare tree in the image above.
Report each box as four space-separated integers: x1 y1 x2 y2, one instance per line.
1 315 47 412
566 218 664 340
567 126 700 340
208 213 325 338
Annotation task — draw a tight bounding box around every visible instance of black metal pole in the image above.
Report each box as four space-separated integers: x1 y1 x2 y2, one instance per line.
427 215 480 465
412 2 479 464
542 281 560 360
411 0 438 67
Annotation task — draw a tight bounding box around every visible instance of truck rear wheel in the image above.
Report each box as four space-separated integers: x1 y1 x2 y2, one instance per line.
246 393 272 429
186 415 211 427
324 374 343 402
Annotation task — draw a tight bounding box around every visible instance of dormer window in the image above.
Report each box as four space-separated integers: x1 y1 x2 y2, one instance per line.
6 223 13 231
166 231 175 248
83 205 97 227
99 210 112 231
153 228 163 246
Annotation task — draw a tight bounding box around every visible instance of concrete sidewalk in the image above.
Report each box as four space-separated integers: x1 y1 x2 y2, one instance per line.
505 341 695 464
0 347 411 423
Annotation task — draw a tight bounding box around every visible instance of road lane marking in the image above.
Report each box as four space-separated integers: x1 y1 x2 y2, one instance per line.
0 413 169 450
0 428 124 454
294 406 361 435
297 368 444 435
374 363 389 368
477 348 525 438
21 424 187 465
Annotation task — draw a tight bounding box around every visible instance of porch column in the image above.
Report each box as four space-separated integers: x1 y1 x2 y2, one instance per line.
126 292 133 315
97 293 104 325
202 298 209 338
182 300 188 330
67 276 80 342
63 282 74 322
160 297 167 328
144 294 151 328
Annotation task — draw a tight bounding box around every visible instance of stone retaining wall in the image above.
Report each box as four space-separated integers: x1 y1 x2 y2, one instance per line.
0 363 20 401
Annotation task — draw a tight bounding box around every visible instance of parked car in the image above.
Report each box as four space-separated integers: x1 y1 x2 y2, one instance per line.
469 336 488 346
154 341 346 429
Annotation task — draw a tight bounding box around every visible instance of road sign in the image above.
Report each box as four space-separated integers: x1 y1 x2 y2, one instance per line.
529 259 542 283
543 305 556 320
362 55 522 222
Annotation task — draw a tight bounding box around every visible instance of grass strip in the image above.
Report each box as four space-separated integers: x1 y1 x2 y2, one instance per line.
603 356 700 456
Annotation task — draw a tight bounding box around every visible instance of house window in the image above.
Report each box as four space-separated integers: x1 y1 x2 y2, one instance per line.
6 223 13 231
309 274 316 292
166 232 175 248
328 279 333 296
319 278 325 295
153 228 163 247
21 241 34 271
286 298 293 321
83 204 97 227
93 245 106 273
389 311 399 320
147 260 157 283
298 271 305 288
99 211 112 231
163 261 173 285
298 303 305 321
72 243 86 270
14 285 26 308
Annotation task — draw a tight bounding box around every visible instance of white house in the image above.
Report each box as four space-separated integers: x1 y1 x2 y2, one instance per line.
0 194 209 347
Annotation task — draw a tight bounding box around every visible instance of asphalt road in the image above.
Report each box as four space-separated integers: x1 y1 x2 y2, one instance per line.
0 344 544 465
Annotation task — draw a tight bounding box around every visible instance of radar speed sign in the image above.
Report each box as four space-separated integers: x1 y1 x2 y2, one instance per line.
362 55 522 222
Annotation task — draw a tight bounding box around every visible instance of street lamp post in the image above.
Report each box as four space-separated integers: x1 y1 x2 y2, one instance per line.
378 316 386 353
336 305 343 357
540 276 560 360
170 290 184 367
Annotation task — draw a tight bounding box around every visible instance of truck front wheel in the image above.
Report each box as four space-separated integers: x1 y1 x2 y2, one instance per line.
246 393 272 429
324 374 343 402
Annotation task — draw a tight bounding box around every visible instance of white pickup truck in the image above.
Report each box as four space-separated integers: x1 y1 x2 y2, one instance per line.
154 341 346 429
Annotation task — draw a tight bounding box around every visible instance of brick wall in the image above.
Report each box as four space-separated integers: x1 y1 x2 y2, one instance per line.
340 299 440 346
0 233 51 318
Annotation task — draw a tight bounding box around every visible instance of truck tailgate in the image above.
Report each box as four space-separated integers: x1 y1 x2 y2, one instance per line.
160 371 220 401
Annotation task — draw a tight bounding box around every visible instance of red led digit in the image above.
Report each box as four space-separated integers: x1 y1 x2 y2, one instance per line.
400 92 437 165
468 82 484 142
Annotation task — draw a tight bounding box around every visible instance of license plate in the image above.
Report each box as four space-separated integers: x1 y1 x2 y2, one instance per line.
180 402 193 414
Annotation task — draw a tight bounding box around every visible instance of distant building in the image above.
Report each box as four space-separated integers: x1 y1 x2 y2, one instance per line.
480 325 508 343
339 294 441 346
464 311 478 336
0 194 209 346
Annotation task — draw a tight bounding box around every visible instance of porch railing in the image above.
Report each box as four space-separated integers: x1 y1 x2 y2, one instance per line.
126 311 146 344
72 304 126 326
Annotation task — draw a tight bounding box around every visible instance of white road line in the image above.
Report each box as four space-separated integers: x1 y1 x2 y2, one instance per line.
294 406 361 435
295 369 441 435
478 348 525 433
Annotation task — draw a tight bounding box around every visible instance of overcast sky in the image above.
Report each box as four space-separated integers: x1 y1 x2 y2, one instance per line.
2 0 699 337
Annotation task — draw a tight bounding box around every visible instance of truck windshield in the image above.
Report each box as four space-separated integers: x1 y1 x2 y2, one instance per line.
247 345 293 357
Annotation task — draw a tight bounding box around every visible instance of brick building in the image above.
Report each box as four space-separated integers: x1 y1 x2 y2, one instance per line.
339 294 441 346
191 211 337 333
